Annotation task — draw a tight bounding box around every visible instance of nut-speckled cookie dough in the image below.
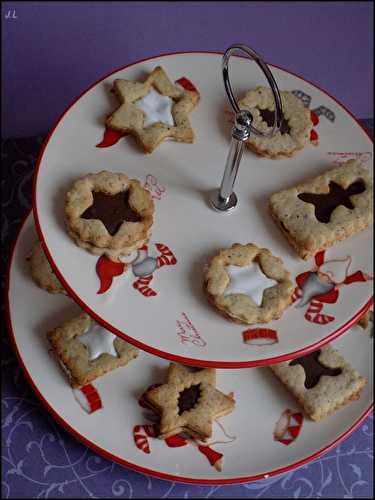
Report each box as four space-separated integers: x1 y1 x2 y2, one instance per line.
270 345 367 421
65 171 154 258
30 240 66 295
238 86 313 159
107 66 200 154
269 160 373 260
47 313 139 388
204 243 294 325
66 226 151 259
143 363 235 441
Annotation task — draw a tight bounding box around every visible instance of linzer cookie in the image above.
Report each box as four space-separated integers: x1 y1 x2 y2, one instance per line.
65 171 154 258
106 66 200 153
269 160 373 260
270 345 367 421
204 243 294 325
238 86 312 158
30 240 66 294
47 313 139 388
143 363 235 441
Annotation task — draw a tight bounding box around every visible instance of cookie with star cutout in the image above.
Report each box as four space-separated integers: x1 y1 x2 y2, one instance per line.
237 86 313 159
47 313 139 388
269 160 373 260
106 66 200 153
204 243 294 325
269 345 367 421
143 363 235 441
30 240 66 295
64 171 154 258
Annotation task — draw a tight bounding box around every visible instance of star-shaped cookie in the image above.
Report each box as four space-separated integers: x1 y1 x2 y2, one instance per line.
106 66 200 153
144 364 235 441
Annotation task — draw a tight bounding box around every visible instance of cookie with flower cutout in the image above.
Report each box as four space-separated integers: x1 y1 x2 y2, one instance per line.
238 86 313 159
47 313 139 388
143 363 235 441
106 66 200 153
30 239 66 295
65 171 154 258
204 243 294 325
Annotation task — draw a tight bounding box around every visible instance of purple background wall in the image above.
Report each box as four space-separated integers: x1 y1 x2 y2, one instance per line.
2 1 373 138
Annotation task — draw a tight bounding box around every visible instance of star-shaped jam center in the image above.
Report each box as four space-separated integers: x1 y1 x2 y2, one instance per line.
290 350 342 389
224 262 277 306
259 108 290 135
298 180 366 223
79 323 118 361
178 384 201 415
81 190 140 236
145 364 235 440
135 87 174 128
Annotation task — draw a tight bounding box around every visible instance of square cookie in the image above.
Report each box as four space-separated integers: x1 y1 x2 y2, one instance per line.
269 160 373 260
47 313 138 388
270 345 367 421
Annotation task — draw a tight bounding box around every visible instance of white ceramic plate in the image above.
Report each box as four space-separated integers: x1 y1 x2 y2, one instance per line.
33 52 373 367
6 213 373 484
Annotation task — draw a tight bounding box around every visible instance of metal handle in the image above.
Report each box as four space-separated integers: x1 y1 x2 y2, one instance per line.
210 44 284 213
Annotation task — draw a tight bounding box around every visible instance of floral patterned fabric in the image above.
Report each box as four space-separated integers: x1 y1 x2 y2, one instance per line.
1 126 373 498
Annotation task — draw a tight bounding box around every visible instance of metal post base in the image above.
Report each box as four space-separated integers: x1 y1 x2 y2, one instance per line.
210 190 238 213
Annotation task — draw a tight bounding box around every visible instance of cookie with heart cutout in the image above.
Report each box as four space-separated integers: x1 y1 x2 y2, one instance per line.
238 86 313 159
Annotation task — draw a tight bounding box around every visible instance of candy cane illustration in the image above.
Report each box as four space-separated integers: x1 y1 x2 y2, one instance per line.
73 384 103 414
273 409 304 446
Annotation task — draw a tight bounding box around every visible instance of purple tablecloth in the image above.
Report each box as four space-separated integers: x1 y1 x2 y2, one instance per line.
1 124 373 498
2 2 373 138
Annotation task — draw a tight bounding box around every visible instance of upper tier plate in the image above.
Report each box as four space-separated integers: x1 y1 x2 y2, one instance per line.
33 52 373 367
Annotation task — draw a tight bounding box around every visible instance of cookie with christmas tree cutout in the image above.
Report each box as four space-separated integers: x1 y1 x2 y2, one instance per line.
204 243 294 325
106 66 200 153
65 171 154 258
269 160 373 260
30 239 66 295
269 345 367 421
143 363 235 441
47 313 139 388
238 86 313 158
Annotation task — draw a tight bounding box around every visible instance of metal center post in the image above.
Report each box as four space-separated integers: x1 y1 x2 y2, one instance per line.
210 44 284 213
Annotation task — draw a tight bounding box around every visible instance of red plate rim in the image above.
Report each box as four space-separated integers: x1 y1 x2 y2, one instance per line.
5 211 373 485
31 50 374 368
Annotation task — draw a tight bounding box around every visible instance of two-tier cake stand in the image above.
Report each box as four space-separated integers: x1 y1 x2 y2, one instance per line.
6 45 373 483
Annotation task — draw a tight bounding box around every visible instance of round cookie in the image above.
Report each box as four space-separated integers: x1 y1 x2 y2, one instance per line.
66 227 151 259
204 243 294 325
238 86 313 159
30 240 66 294
65 171 154 258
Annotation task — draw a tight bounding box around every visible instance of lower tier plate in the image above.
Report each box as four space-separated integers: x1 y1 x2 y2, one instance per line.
6 213 373 484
